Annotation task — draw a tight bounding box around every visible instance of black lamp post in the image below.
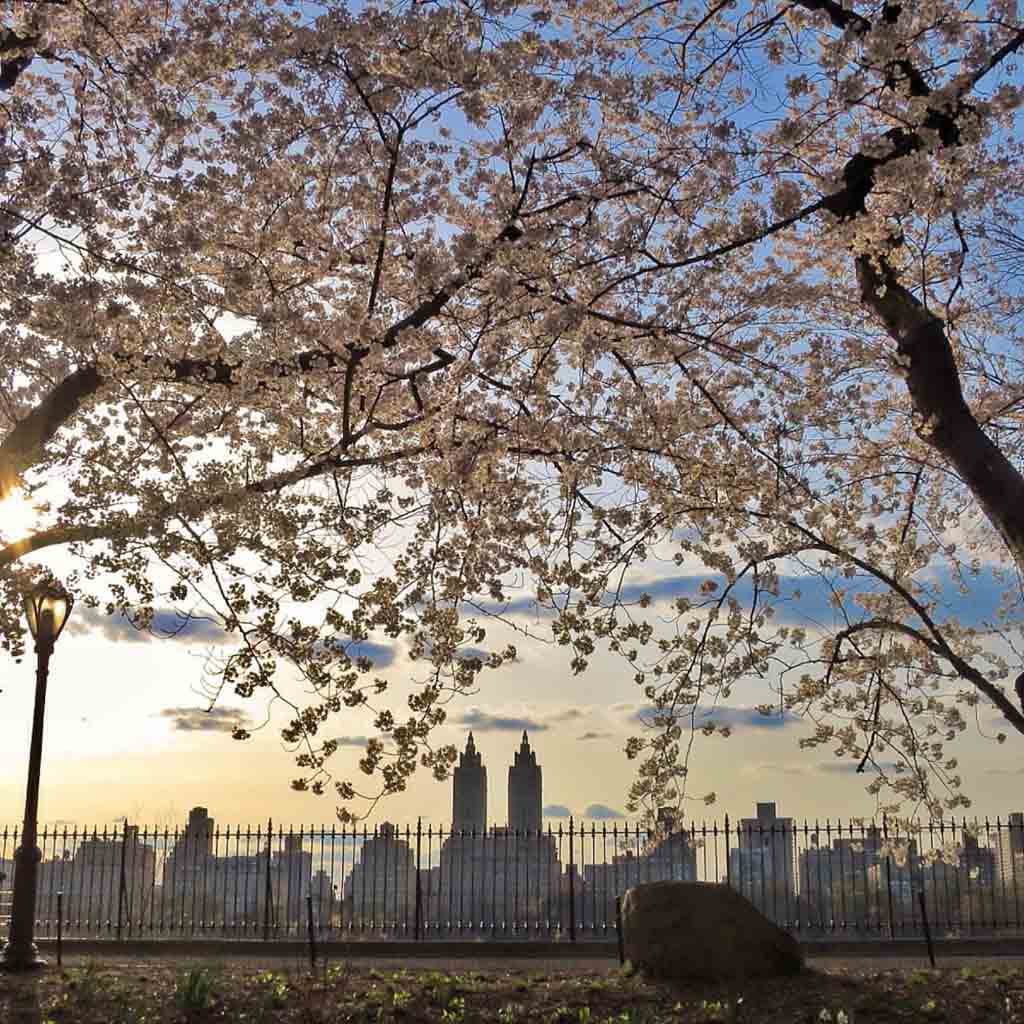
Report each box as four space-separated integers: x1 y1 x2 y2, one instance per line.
1 582 73 971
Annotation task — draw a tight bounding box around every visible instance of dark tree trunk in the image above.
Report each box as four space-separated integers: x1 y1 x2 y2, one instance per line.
857 253 1024 571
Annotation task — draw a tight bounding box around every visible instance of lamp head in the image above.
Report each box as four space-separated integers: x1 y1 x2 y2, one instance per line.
23 583 74 648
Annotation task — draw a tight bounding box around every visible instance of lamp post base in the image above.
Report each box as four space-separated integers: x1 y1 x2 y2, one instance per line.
0 940 47 971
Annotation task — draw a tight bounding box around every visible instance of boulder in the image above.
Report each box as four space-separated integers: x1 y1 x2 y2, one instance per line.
620 880 803 981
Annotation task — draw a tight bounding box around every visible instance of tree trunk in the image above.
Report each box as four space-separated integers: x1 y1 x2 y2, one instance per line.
857 253 1024 571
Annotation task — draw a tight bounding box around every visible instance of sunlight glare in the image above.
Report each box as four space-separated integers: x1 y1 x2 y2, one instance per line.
0 488 40 542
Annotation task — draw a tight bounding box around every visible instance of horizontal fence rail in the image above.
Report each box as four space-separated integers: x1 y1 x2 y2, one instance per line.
1 814 1022 942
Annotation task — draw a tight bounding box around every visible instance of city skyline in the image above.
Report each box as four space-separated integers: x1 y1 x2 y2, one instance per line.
4 796 1022 943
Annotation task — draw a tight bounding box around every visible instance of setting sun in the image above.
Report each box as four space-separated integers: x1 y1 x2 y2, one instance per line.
0 487 40 541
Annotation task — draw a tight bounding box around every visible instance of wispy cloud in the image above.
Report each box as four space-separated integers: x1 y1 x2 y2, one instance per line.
578 731 613 741
741 761 811 777
332 735 373 748
698 706 799 729
543 804 572 818
474 566 1013 630
615 703 798 731
407 638 519 664
610 702 639 715
68 607 226 644
982 766 1024 776
583 803 628 820
549 708 585 722
322 638 397 667
451 705 588 734
158 706 252 733
817 760 900 775
454 708 549 732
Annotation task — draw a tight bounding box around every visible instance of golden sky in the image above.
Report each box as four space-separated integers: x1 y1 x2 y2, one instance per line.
2 612 1022 833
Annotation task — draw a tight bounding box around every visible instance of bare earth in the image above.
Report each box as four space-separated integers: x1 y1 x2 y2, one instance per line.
1 951 1023 1022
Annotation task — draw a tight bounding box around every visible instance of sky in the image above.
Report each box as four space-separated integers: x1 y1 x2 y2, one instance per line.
2 574 1023 834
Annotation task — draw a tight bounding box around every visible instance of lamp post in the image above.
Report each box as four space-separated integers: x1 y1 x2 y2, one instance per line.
1 582 73 971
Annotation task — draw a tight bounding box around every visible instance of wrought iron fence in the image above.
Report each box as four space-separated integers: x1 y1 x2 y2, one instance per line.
1 813 1021 942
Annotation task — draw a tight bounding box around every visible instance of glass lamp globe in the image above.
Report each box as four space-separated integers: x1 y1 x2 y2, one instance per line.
22 585 74 646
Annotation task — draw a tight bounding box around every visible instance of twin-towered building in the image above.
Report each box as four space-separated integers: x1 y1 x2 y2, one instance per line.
452 730 542 833
343 732 563 932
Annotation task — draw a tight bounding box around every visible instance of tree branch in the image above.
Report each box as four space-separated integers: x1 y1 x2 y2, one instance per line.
0 441 433 569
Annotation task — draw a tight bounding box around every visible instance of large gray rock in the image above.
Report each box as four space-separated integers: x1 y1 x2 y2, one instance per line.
620 881 803 981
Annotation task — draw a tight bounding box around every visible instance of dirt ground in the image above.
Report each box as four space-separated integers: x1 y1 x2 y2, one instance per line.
2 951 1023 1023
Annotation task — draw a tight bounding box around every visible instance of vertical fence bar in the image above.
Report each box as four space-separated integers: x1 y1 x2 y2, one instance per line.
414 818 423 940
919 888 936 966
116 821 127 941
524 827 530 937
724 814 731 891
306 892 316 970
263 819 272 941
274 823 283 937
615 895 625 965
421 824 430 938
469 826 477 936
882 815 894 939
568 817 576 943
56 890 62 966
58 826 68 938
501 823 508 936
492 826 499 939
1014 815 1022 932
612 823 620 932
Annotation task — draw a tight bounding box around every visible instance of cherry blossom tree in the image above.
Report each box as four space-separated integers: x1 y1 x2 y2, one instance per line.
2 0 1024 820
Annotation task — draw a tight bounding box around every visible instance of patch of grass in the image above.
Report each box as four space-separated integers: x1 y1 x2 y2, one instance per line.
174 967 216 1021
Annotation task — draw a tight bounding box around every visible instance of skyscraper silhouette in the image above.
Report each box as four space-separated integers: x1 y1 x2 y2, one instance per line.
452 731 487 832
507 730 542 833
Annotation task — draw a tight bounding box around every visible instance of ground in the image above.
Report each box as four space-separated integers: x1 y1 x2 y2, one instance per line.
1 957 1023 1023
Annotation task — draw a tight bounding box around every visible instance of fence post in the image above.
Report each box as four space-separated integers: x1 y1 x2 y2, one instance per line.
724 814 731 890
306 893 316 970
883 815 895 940
263 818 273 941
918 889 936 967
117 820 128 941
56 890 63 967
568 817 576 943
414 818 423 941
615 895 625 965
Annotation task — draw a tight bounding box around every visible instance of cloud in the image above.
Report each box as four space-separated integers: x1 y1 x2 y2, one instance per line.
543 804 572 818
817 760 900 775
332 735 373 748
406 638 520 665
982 767 1024 776
455 646 490 662
322 638 397 667
616 703 799 731
548 708 585 722
450 705 586 734
454 708 549 732
476 565 1014 630
158 706 252 733
697 706 799 730
583 803 628 820
578 731 613 741
68 606 227 644
742 761 811 777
